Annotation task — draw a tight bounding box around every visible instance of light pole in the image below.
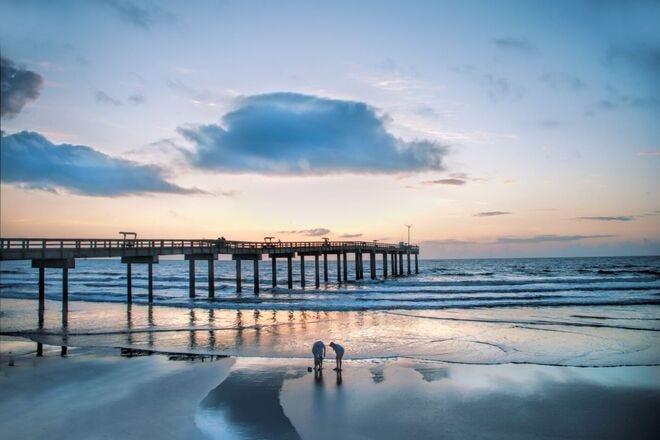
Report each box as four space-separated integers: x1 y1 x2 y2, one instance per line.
405 224 412 245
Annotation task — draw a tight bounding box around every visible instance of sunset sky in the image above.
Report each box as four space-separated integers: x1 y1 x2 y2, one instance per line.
1 0 658 258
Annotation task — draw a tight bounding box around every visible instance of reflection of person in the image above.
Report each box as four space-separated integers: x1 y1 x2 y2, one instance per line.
336 369 342 386
312 340 325 370
329 342 344 371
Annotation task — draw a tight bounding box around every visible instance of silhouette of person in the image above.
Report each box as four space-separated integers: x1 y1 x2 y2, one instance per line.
329 341 344 371
312 340 325 370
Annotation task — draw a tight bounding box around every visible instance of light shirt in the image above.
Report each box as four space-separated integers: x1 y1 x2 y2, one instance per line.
331 343 344 357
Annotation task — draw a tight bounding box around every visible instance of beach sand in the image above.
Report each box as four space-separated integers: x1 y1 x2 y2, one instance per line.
1 298 659 439
1 340 658 440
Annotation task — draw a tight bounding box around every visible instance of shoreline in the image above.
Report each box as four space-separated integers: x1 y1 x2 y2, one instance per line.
2 338 659 440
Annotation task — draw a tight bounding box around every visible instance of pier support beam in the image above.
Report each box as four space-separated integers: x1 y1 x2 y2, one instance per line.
323 253 328 282
287 255 293 289
236 259 242 293
32 258 75 327
407 252 411 275
272 257 277 288
383 253 388 277
342 251 348 281
336 254 341 283
370 252 376 279
253 259 260 293
392 253 397 277
415 254 419 274
300 255 306 288
208 259 215 298
355 252 360 281
399 252 404 276
121 256 158 303
189 259 195 298
315 255 320 288
184 254 216 298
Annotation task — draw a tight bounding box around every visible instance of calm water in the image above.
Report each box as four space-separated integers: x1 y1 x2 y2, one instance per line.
1 256 658 311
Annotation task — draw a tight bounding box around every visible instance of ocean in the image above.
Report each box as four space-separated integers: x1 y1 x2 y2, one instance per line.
1 255 659 311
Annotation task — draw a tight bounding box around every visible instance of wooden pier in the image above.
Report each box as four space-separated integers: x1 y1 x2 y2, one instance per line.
0 237 419 324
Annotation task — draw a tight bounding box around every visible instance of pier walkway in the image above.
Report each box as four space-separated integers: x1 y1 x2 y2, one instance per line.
0 237 419 324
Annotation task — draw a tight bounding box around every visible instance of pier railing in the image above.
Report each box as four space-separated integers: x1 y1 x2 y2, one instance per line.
0 238 418 253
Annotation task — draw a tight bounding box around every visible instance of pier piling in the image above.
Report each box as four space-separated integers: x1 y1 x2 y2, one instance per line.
315 254 320 288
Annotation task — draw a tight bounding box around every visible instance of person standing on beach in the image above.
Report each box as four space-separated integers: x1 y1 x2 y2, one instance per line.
329 342 344 371
312 340 325 370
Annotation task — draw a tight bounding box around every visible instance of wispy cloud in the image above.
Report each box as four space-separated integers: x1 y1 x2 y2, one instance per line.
340 233 363 238
638 151 660 156
496 234 613 244
575 216 634 222
0 56 43 118
277 228 331 237
421 239 475 246
474 211 511 217
95 90 122 106
540 72 585 91
100 0 176 30
492 37 536 53
1 131 199 196
422 178 466 186
127 93 146 105
179 92 449 175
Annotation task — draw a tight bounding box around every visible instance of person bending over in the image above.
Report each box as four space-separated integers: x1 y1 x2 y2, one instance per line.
312 340 325 370
329 341 344 371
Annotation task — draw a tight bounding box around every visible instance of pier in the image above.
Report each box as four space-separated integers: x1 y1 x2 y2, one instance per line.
0 237 419 325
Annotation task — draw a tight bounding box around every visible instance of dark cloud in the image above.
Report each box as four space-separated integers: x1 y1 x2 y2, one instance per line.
492 37 536 52
179 92 449 175
496 234 613 244
0 56 43 118
575 216 635 222
96 90 122 106
474 211 511 217
100 0 175 30
277 228 331 237
0 131 199 196
340 233 363 238
605 44 660 76
540 72 585 91
127 93 146 105
422 178 466 186
421 239 475 246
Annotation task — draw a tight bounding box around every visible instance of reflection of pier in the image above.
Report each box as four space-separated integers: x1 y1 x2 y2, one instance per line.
1 238 419 321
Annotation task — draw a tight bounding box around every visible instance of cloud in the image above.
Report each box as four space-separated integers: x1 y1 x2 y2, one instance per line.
638 151 660 156
540 72 585 91
127 93 146 105
179 92 449 175
0 56 43 118
0 131 199 196
605 43 660 76
575 216 634 222
340 233 363 238
100 0 175 30
96 90 122 106
540 119 562 129
496 234 613 244
492 37 536 52
277 228 331 237
422 178 466 186
421 239 475 246
480 73 525 102
474 211 511 217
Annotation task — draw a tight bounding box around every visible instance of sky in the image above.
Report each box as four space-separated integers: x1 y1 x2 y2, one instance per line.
0 0 658 258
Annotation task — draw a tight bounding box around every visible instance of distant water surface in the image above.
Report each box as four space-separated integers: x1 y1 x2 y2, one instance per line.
1 256 658 311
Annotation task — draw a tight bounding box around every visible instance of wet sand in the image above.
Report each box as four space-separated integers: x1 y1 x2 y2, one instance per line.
1 298 659 439
1 341 658 440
